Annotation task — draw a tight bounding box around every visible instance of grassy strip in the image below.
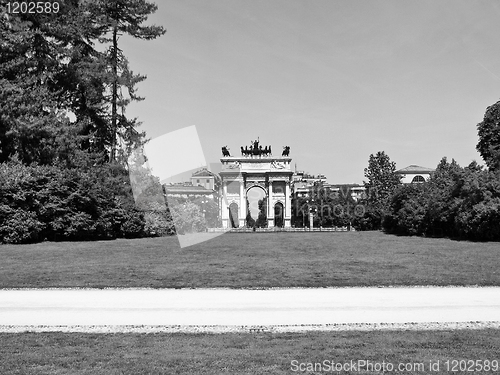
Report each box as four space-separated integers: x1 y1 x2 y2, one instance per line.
0 232 499 288
0 329 499 374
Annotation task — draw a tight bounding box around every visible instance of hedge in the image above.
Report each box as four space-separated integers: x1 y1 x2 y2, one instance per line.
0 160 154 243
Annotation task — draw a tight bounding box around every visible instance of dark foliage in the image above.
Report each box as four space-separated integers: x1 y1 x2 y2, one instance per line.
0 1 170 243
383 158 500 241
362 151 402 230
255 198 268 228
383 184 427 236
0 159 149 243
291 184 361 228
477 100 500 171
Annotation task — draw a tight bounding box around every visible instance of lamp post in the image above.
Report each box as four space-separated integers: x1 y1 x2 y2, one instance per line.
306 198 316 230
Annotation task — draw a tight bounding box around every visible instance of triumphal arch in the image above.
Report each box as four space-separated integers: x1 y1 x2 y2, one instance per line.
220 139 293 228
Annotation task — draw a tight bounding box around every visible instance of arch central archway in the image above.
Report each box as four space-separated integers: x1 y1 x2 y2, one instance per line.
246 185 267 228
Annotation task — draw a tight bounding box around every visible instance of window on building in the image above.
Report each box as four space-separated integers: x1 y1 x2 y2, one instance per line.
411 175 425 183
206 179 210 183
197 179 200 184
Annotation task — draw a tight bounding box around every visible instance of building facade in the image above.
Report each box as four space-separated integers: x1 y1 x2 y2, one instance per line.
219 152 293 228
395 165 435 183
190 168 218 190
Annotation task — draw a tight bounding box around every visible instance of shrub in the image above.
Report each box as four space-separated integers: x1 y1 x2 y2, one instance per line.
144 210 176 236
455 198 500 241
0 159 159 243
0 207 44 244
170 201 207 235
352 205 383 231
383 184 427 236
120 210 146 239
453 169 500 241
382 160 500 241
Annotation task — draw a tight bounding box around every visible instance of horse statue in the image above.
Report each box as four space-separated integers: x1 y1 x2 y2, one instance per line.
239 138 274 157
282 146 290 157
222 146 230 157
242 145 251 156
260 145 272 156
251 138 260 156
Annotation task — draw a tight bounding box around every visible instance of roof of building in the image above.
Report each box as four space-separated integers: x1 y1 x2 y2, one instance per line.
191 168 218 178
395 165 435 174
164 184 214 195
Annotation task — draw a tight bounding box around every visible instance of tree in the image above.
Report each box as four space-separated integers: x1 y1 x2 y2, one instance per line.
0 1 170 243
255 198 268 228
477 100 500 171
364 151 402 202
0 158 148 243
362 151 402 229
383 183 428 236
0 4 82 164
381 157 500 241
245 199 256 228
326 185 358 228
0 1 165 166
170 201 207 234
87 0 166 163
291 195 308 227
246 212 256 228
453 163 500 241
190 195 219 228
424 157 464 237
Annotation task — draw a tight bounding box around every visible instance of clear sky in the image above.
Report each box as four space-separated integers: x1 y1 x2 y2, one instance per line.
122 0 500 184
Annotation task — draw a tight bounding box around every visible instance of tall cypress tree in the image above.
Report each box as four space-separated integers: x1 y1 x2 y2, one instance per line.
87 0 166 163
0 6 69 164
1 1 165 166
0 1 108 165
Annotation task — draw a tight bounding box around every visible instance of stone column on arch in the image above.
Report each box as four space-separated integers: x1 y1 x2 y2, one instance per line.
267 179 274 227
284 179 292 227
239 179 246 227
221 181 229 228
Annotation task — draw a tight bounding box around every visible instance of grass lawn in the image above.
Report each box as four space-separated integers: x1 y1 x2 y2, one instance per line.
0 232 499 288
1 329 499 374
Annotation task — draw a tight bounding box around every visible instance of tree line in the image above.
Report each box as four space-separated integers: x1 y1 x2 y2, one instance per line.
288 101 499 241
362 103 500 241
1 0 168 243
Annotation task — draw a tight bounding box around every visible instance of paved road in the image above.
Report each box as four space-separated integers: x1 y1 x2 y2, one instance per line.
0 287 499 326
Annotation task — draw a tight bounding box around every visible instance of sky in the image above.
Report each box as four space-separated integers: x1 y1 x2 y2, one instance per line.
121 0 500 184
